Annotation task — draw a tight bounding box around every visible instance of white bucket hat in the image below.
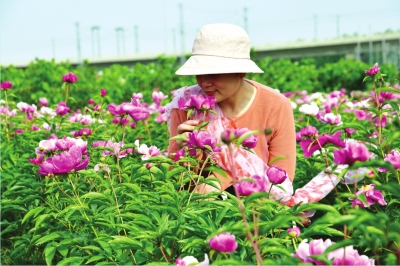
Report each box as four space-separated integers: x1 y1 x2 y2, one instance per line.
176 23 264 75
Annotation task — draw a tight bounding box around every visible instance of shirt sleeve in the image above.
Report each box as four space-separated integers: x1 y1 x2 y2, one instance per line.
268 99 297 181
168 108 187 155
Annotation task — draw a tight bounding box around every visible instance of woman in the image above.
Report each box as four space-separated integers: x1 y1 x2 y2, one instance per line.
165 23 358 205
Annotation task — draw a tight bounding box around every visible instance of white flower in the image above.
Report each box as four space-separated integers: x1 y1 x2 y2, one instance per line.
290 101 298 110
299 102 319 116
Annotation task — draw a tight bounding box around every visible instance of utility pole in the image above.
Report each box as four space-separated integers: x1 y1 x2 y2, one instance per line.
91 26 97 57
369 25 373 63
116 27 124 56
134 25 139 53
76 22 82 66
356 27 361 61
313 14 317 40
243 7 248 33
52 38 55 59
172 28 177 54
96 27 101 57
336 15 340 38
179 3 185 65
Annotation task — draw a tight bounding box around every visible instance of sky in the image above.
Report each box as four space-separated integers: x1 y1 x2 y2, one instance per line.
1 0 399 66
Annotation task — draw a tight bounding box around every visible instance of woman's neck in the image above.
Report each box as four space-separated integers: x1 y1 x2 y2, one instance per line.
219 80 255 119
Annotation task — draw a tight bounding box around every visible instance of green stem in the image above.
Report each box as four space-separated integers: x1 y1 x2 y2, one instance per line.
3 90 10 141
68 174 98 238
227 144 263 266
65 84 69 104
143 120 152 145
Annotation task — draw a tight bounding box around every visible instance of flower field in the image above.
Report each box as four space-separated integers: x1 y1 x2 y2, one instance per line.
1 58 400 265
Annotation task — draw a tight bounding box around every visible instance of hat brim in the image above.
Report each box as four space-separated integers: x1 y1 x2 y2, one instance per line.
175 55 264 75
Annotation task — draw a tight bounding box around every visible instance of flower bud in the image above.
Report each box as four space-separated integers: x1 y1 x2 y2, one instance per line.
287 226 301 238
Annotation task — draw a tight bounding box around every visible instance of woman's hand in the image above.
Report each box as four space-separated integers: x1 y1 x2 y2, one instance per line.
176 120 200 149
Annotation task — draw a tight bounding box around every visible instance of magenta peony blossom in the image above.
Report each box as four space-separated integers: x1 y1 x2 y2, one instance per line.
62 72 78 83
299 126 318 137
333 141 370 165
100 88 107 97
300 130 345 158
350 184 387 208
287 226 301 238
178 95 216 111
38 97 48 107
234 128 258 149
365 63 380 76
384 150 400 169
56 102 70 116
0 81 12 90
267 165 288 184
174 148 186 161
208 232 238 253
36 145 89 176
73 128 92 137
186 130 221 156
108 102 149 121
87 99 95 105
152 89 168 106
293 238 374 265
235 174 268 196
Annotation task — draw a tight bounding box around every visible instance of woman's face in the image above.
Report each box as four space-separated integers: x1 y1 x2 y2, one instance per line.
195 73 245 103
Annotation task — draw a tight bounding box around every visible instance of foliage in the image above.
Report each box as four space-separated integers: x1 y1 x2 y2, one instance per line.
1 60 400 265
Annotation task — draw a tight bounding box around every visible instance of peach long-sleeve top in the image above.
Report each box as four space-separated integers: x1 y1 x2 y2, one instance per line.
168 79 297 188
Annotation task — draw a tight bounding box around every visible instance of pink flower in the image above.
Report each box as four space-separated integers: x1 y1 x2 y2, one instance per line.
87 99 95 105
73 128 92 137
175 254 209 266
93 140 130 158
31 125 40 131
319 113 342 125
293 239 375 265
1 81 12 90
354 109 371 120
208 232 238 253
350 184 387 208
37 145 89 176
266 165 288 184
365 63 380 76
234 128 258 149
333 141 370 165
62 72 78 83
300 130 345 158
345 128 357 138
187 131 221 156
152 89 168 106
384 150 400 169
100 88 107 97
235 174 268 196
55 102 70 116
132 92 143 99
38 97 48 107
299 126 318 137
15 129 24 134
174 148 186 161
287 226 301 238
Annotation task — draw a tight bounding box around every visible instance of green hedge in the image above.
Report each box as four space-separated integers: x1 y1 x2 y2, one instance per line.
1 56 398 109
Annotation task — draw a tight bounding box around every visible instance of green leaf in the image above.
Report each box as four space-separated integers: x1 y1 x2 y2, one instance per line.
85 255 106 264
57 257 85 266
108 236 142 249
22 206 45 224
81 192 109 201
35 232 62 245
170 135 187 141
375 87 400 93
44 242 57 266
348 160 395 172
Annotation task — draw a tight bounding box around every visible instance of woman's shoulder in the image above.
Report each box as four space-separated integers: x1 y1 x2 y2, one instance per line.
247 80 291 105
